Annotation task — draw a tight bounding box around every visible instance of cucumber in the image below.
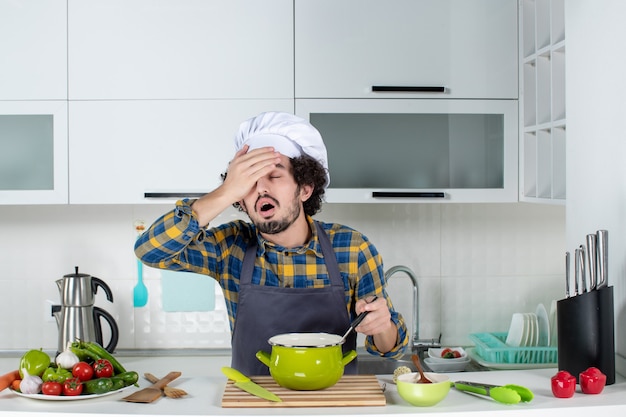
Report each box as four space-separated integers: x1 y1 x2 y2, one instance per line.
84 377 114 395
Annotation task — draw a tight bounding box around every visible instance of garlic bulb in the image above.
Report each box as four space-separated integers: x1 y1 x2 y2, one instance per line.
55 343 80 369
20 368 43 395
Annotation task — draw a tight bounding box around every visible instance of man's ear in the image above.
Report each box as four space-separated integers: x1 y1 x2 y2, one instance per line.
300 184 314 202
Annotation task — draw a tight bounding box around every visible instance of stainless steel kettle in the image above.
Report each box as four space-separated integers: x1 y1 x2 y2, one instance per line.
52 266 119 354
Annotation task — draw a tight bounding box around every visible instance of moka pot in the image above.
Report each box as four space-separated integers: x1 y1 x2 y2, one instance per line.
52 266 119 354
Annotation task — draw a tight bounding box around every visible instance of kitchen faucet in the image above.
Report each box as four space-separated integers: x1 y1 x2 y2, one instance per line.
384 265 441 355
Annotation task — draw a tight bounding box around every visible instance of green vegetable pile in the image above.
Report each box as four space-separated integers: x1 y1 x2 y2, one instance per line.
16 341 138 397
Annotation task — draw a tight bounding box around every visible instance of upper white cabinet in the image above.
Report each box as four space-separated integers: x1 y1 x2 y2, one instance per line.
295 0 518 99
519 0 566 203
0 101 69 204
69 100 294 204
68 0 293 100
0 0 67 100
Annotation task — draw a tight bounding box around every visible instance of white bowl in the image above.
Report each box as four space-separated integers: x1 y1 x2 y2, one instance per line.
424 356 470 372
427 347 467 363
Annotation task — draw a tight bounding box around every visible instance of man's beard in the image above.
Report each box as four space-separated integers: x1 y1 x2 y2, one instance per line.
247 191 302 235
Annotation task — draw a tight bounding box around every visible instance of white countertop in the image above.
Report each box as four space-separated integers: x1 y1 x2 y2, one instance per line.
1 353 625 417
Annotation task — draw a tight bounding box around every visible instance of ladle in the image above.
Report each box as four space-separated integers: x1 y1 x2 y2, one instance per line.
411 354 433 384
340 296 378 343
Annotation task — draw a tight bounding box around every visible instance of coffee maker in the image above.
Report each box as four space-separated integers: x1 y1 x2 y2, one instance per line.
52 267 119 354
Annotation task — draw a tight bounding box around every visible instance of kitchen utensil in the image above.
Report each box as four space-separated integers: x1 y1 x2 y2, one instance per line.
51 266 119 354
144 372 187 398
122 371 181 403
423 356 470 373
339 296 378 343
255 332 357 390
578 245 587 293
586 234 598 290
411 354 433 383
396 372 451 407
454 381 533 404
133 220 148 307
536 303 550 347
221 367 281 402
596 229 609 288
427 347 468 362
574 249 582 294
565 252 571 297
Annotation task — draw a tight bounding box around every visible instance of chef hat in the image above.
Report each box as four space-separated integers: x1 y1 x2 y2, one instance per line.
234 111 330 189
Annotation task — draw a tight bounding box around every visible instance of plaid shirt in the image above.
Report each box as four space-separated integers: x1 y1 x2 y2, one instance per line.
135 199 408 357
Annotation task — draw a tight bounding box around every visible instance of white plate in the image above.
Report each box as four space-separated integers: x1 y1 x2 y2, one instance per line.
10 386 129 401
427 347 467 362
424 357 470 372
505 313 525 347
536 303 550 346
549 299 558 347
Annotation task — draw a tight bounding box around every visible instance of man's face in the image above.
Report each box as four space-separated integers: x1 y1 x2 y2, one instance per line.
240 154 309 235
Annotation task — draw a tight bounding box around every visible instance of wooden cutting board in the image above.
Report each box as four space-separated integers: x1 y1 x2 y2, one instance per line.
221 374 386 408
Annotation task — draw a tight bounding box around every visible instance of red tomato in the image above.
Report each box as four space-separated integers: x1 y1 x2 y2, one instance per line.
440 348 452 358
63 377 83 396
551 370 576 398
41 381 62 396
93 359 114 378
580 367 606 394
72 361 94 381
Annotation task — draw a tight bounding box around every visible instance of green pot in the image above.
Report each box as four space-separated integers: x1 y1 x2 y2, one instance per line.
256 332 357 391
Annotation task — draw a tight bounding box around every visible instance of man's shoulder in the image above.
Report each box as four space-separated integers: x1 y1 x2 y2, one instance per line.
316 220 369 242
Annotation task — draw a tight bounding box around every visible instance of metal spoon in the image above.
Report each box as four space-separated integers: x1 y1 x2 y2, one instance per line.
411 354 433 384
340 296 378 343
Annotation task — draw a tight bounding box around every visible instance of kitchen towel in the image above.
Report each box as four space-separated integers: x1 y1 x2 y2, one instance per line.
160 270 215 312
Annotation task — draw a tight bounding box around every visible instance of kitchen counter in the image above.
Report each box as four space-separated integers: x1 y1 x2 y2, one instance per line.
1 353 625 417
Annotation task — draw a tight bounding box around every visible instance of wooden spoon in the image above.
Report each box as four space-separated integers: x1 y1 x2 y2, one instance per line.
411 354 433 384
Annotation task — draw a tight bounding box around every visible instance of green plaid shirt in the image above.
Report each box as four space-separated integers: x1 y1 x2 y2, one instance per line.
135 199 408 357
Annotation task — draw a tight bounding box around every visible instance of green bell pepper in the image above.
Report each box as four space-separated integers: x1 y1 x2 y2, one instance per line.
19 349 52 378
42 366 73 383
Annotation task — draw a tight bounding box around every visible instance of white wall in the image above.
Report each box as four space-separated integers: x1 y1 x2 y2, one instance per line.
0 202 564 352
566 0 626 375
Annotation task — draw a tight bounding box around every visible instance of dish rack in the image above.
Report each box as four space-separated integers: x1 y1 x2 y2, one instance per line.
469 332 558 364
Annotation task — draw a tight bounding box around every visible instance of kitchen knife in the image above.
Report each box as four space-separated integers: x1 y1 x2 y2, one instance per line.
578 245 587 293
221 367 282 402
586 233 598 290
565 251 571 298
597 230 609 288
574 247 581 296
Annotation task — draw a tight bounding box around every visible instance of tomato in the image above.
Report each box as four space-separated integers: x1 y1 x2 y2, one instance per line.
41 381 62 396
551 370 576 398
580 367 606 395
441 348 461 359
93 359 114 378
63 377 83 396
440 348 452 357
72 361 94 382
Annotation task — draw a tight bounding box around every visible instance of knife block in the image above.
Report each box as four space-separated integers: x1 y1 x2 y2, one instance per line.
556 286 615 385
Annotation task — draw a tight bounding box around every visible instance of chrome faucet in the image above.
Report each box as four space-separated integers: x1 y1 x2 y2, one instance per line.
384 265 441 353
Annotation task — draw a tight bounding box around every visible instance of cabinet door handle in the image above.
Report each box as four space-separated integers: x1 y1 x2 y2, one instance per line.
372 192 445 198
372 86 446 93
144 192 207 198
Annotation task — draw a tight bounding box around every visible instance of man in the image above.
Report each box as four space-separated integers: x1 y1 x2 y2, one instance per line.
135 111 408 375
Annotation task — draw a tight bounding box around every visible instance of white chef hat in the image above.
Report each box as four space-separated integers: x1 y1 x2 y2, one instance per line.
234 111 330 189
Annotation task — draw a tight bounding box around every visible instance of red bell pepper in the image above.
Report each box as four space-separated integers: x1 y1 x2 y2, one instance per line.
579 367 606 395
551 370 576 398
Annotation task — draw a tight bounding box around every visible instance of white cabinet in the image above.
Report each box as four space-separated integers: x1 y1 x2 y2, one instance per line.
0 101 69 204
0 0 67 100
68 0 293 100
519 0 566 203
295 0 518 99
296 99 518 203
69 100 294 204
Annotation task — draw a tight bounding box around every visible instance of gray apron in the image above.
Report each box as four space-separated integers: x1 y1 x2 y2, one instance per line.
230 221 357 376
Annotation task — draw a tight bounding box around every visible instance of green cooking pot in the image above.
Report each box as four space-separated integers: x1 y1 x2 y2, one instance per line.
256 332 357 391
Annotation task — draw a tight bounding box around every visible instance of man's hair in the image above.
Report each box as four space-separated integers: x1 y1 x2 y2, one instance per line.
221 155 327 216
